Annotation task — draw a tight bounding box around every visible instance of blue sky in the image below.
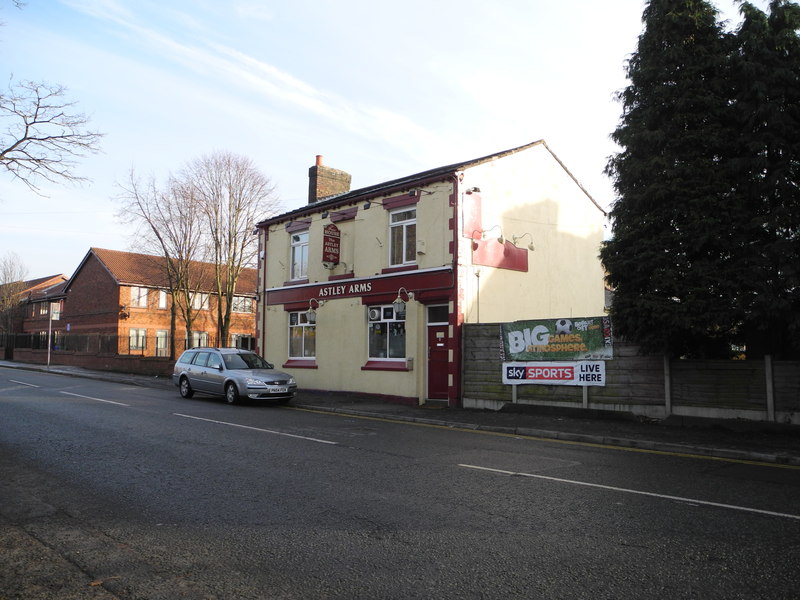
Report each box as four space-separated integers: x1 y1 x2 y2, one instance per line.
1 0 759 278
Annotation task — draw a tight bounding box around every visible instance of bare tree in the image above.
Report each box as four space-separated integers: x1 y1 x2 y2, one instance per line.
179 151 281 346
0 251 28 335
0 79 103 193
116 171 207 358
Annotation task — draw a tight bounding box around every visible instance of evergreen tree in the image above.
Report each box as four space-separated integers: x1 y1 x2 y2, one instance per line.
730 1 800 357
601 0 737 357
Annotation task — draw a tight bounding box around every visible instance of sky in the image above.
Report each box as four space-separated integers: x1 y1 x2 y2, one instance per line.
0 0 765 279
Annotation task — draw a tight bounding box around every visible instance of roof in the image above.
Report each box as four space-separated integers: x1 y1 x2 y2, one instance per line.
0 274 67 301
65 248 257 295
257 139 605 227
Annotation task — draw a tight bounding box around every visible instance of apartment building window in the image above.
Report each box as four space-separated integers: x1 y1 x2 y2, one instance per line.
155 330 169 357
367 304 406 359
130 286 148 308
191 331 209 348
390 208 416 266
232 296 253 313
231 333 254 350
192 292 209 310
290 231 309 280
158 290 168 309
129 328 146 350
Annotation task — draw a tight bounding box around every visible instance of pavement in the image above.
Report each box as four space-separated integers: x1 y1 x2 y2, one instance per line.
1 360 799 467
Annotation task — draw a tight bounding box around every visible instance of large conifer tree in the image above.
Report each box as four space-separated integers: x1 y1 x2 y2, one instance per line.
730 1 800 357
601 0 736 357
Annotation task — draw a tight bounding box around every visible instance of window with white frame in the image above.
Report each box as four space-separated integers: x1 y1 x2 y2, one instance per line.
38 302 48 315
130 286 148 308
155 330 169 357
129 328 146 350
290 231 309 280
190 331 209 348
232 296 253 313
158 290 168 309
192 292 209 310
231 333 255 350
367 304 406 359
288 311 316 358
389 208 416 266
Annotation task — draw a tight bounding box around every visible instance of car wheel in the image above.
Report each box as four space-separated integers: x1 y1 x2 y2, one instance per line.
179 377 194 399
225 382 239 405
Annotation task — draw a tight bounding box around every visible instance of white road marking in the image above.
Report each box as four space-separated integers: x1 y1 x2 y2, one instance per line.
60 391 130 407
459 464 800 521
9 380 39 387
174 413 338 445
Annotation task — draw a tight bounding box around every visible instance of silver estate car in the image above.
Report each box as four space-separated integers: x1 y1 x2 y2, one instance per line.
173 348 297 405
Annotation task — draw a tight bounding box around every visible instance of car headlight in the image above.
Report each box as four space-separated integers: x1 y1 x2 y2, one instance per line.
288 377 296 385
245 377 267 386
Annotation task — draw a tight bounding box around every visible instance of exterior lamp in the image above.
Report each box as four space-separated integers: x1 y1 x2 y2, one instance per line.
482 224 504 244
306 298 324 324
512 233 535 251
392 287 414 317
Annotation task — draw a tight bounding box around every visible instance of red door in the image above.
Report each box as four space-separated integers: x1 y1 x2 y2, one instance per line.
427 325 449 399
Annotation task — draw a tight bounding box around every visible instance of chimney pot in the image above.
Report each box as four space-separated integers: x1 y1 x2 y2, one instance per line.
316 155 323 166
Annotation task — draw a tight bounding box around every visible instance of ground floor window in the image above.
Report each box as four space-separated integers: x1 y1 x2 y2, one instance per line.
231 334 255 350
368 304 406 359
190 331 209 348
155 330 169 357
129 328 146 350
289 311 316 358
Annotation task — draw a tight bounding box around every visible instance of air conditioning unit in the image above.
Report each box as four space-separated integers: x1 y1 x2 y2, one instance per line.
368 308 381 321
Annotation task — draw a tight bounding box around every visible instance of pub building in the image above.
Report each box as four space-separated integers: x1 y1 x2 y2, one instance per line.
255 141 607 407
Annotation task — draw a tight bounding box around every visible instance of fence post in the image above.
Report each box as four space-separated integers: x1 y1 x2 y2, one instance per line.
765 354 775 422
663 355 672 417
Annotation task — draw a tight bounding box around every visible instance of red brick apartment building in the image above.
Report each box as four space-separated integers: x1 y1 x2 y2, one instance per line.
9 248 257 373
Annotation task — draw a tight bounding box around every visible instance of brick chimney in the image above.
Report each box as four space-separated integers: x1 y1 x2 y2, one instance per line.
308 155 352 204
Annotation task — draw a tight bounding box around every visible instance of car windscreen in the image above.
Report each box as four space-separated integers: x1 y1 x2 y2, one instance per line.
223 353 273 370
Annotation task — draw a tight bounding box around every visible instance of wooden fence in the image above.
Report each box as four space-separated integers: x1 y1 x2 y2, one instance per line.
462 324 800 424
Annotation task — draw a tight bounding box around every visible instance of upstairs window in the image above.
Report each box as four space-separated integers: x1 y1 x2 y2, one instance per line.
158 290 168 309
192 292 209 310
130 286 148 308
290 231 309 280
390 208 416 266
232 296 253 313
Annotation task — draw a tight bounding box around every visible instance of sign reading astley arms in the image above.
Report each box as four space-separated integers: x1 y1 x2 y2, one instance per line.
322 224 340 265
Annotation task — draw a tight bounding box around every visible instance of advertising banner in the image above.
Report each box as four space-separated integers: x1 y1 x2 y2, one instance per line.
502 361 606 386
501 316 612 361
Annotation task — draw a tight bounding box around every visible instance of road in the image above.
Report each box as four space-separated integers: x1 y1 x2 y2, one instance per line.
1 366 799 599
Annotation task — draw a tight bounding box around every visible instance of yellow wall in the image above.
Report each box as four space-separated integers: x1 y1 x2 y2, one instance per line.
458 144 606 323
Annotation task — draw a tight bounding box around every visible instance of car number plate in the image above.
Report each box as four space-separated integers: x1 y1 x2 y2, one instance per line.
269 386 288 394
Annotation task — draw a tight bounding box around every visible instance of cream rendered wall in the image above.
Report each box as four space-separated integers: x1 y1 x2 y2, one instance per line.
261 181 453 400
459 145 606 324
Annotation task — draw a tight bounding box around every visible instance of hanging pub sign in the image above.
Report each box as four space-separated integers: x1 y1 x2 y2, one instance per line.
322 223 341 265
501 316 613 361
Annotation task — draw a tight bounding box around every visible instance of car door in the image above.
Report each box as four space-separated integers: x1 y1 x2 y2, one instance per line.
189 351 212 392
204 352 225 395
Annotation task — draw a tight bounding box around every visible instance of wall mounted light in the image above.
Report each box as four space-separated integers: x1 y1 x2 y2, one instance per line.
512 232 536 251
466 186 481 194
306 298 325 324
363 201 371 210
392 287 415 317
321 211 329 219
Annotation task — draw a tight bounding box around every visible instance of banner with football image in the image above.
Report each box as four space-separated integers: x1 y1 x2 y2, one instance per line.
501 316 613 361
